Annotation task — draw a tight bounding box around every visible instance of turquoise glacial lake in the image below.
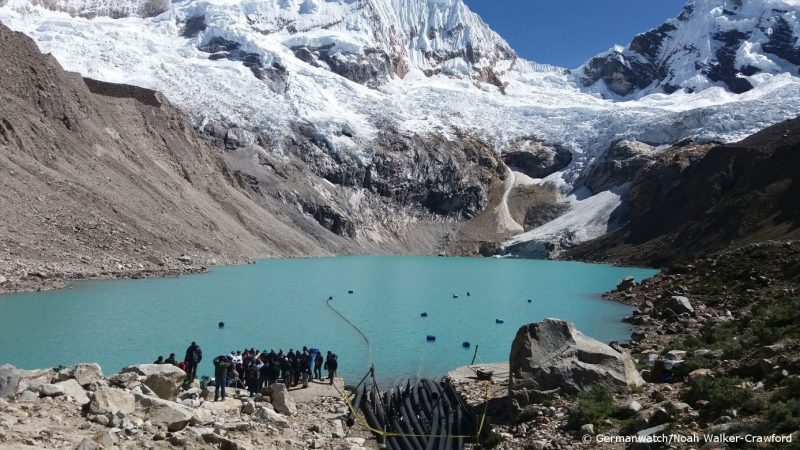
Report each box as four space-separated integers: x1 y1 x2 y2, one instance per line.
0 256 656 386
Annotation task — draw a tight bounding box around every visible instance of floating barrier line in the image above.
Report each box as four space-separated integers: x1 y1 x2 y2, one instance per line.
326 296 373 363
335 366 493 442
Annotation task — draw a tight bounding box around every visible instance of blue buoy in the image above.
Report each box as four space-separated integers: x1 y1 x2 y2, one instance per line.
495 319 504 324
420 312 428 317
462 341 470 348
218 321 225 328
426 335 436 342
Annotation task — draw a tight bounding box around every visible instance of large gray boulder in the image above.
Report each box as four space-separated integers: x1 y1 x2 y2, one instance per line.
666 296 694 315
0 365 21 399
121 363 185 378
56 379 90 405
509 319 644 411
122 364 185 400
269 383 296 416
71 363 103 386
89 386 136 416
134 393 194 432
142 371 185 401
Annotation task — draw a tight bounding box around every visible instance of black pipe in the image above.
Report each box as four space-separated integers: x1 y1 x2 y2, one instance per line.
424 392 441 450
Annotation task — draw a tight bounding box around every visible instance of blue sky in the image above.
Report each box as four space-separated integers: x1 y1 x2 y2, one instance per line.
463 0 686 68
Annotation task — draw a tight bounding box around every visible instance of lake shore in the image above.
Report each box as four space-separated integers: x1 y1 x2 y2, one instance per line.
0 362 378 450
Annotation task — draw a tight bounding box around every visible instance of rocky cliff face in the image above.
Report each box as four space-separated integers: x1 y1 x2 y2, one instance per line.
0 22 494 294
0 23 342 293
577 0 800 97
566 116 800 266
576 140 655 194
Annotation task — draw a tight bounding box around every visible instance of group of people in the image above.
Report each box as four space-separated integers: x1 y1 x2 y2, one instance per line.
151 342 340 402
211 347 339 401
151 341 204 381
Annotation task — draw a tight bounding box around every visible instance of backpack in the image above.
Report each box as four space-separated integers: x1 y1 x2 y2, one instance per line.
193 347 203 363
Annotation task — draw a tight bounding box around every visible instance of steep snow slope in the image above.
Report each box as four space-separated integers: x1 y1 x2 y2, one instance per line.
2 0 800 257
578 0 800 98
2 0 797 166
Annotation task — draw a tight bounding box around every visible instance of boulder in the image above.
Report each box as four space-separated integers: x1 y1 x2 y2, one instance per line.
121 363 185 378
109 372 140 389
664 350 687 362
0 365 21 399
617 276 636 291
241 399 256 415
19 390 39 402
71 364 103 386
143 371 185 400
269 383 296 416
134 393 194 432
200 397 242 415
191 407 214 425
56 379 90 405
74 438 102 450
89 386 135 416
202 433 252 450
254 405 290 428
32 382 65 397
509 319 645 410
666 296 694 315
627 400 643 413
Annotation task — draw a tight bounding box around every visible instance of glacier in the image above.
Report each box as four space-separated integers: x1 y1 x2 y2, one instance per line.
1 0 799 255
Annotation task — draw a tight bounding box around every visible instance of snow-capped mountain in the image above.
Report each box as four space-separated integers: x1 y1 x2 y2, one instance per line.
1 0 800 257
578 0 800 98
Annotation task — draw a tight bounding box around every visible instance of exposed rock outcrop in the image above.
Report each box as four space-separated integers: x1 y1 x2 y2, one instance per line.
567 116 800 267
577 140 654 194
578 1 800 97
509 319 644 411
502 138 572 179
0 365 21 399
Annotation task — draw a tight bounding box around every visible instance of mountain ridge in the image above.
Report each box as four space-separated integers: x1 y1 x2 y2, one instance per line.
2 0 800 262
577 0 800 98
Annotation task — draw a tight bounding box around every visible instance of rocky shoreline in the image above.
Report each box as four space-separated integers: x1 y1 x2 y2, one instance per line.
0 362 378 450
441 240 800 449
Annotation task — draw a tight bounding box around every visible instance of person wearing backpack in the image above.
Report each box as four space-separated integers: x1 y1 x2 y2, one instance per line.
325 351 338 385
184 342 203 381
212 355 231 401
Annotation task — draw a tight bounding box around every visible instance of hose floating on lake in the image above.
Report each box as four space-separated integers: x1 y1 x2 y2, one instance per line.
326 296 372 363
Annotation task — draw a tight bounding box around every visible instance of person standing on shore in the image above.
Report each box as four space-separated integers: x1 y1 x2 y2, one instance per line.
325 351 338 385
314 351 323 380
184 342 202 381
212 355 231 401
